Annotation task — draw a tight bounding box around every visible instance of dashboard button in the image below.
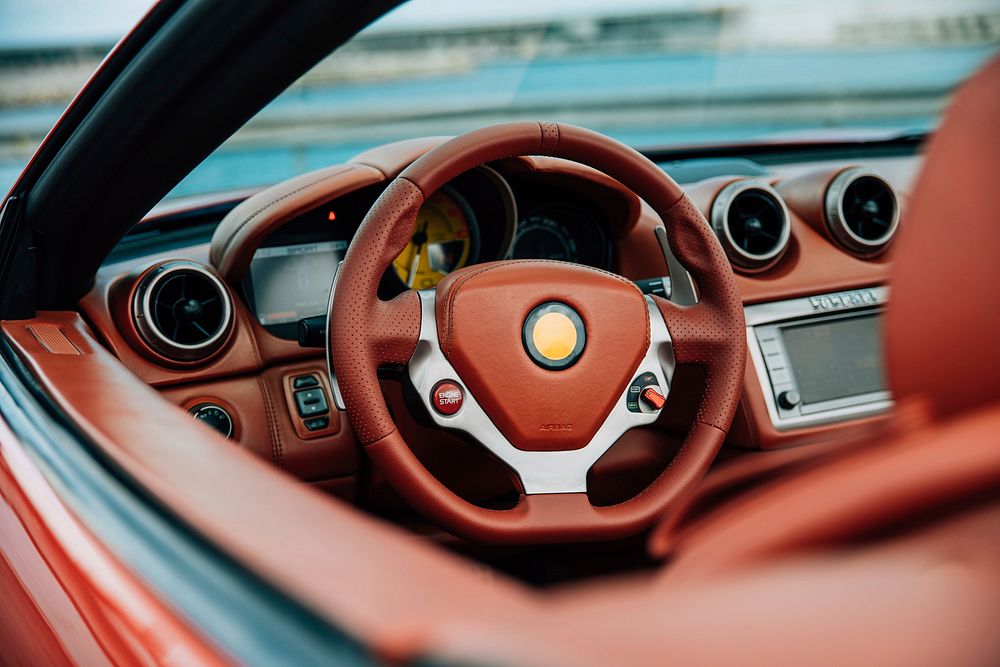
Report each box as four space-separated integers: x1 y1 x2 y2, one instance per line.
626 372 665 413
768 369 791 385
640 386 666 411
758 340 782 357
293 375 319 389
294 388 329 417
303 416 329 431
432 381 464 415
778 390 802 409
189 403 234 439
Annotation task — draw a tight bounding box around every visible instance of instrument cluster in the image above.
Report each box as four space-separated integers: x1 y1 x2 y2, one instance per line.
510 203 610 268
245 165 617 338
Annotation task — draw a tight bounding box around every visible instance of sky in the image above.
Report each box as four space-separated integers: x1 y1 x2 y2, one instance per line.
0 0 997 48
0 0 151 47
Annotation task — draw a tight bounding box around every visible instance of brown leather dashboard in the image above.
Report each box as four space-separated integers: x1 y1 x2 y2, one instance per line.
75 139 916 492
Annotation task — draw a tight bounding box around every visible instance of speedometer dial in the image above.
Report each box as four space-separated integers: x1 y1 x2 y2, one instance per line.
392 188 477 289
511 213 579 263
510 204 610 268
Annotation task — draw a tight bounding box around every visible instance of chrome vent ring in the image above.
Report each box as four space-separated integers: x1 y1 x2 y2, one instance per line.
133 261 234 362
824 167 899 256
710 180 791 273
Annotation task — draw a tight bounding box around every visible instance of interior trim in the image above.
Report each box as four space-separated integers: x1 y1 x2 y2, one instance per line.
824 166 900 256
1 312 536 655
132 261 235 361
0 332 373 666
709 179 791 272
745 286 893 430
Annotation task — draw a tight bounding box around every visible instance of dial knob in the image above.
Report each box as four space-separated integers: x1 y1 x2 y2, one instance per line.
778 390 801 410
189 403 234 439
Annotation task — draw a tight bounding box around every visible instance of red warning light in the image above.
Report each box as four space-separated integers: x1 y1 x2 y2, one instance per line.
327 211 337 221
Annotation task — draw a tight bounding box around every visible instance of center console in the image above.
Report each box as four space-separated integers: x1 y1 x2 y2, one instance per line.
745 286 892 430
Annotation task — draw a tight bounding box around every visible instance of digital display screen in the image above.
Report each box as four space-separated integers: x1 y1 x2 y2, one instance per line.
781 314 886 405
249 240 347 326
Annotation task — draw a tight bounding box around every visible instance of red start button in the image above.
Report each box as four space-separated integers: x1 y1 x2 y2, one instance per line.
431 381 464 415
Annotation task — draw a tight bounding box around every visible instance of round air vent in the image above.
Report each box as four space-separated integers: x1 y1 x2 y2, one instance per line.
133 262 234 362
824 167 899 256
709 180 791 272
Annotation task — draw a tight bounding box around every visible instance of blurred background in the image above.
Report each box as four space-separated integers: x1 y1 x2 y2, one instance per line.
1 0 998 201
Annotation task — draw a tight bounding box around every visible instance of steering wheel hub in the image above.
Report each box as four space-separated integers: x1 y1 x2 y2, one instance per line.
434 261 650 452
522 301 585 369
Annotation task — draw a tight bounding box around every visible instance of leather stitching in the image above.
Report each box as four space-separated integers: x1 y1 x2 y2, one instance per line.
538 121 561 155
440 262 510 357
257 374 283 468
440 259 649 357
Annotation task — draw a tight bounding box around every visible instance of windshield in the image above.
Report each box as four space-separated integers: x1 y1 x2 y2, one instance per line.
1 0 998 201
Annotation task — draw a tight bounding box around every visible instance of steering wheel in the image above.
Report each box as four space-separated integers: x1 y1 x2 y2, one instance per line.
329 122 745 544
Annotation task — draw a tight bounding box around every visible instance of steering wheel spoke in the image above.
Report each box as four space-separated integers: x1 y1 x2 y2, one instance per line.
408 290 675 494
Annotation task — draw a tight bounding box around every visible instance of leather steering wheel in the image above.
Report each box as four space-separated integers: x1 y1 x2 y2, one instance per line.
330 122 745 544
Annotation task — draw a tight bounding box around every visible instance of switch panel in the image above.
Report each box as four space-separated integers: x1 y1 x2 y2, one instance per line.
282 371 341 440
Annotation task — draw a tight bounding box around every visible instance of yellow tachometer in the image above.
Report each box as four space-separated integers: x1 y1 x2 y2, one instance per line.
392 189 475 289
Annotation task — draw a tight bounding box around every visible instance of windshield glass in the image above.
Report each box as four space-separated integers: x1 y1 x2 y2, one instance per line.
1 0 998 201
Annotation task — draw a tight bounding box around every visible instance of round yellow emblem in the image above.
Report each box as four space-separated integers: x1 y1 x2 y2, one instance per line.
531 312 578 361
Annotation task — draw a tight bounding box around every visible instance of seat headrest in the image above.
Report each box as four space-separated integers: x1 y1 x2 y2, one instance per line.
885 56 1000 420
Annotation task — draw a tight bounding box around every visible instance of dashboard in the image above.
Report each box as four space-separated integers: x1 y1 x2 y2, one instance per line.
80 135 919 496
241 164 622 339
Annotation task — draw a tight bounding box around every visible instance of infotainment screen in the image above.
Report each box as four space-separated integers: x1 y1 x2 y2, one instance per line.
249 240 348 326
781 313 885 405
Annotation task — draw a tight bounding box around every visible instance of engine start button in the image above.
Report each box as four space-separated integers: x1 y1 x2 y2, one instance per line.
431 381 464 415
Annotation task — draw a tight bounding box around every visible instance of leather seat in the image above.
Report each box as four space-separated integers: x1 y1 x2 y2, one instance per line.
423 56 1000 667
